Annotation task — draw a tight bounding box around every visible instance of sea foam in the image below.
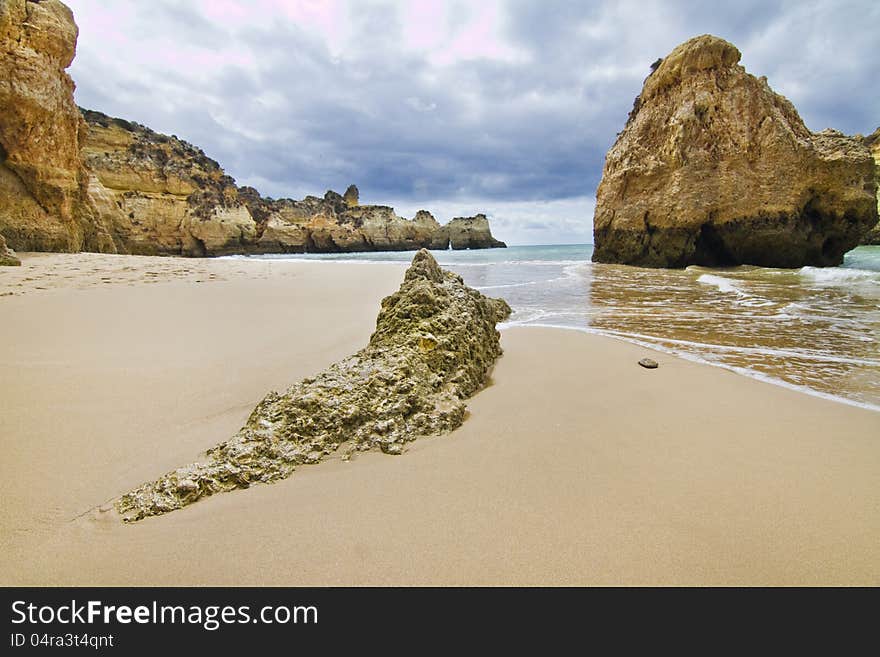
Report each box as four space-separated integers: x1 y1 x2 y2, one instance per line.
696 273 745 295
799 266 879 285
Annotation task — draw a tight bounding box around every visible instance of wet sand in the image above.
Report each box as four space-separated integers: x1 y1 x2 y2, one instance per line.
1 253 878 585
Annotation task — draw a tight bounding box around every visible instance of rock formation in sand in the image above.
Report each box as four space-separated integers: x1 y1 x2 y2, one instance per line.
592 35 878 268
0 234 20 266
0 1 505 256
860 128 880 245
0 0 118 253
116 250 511 521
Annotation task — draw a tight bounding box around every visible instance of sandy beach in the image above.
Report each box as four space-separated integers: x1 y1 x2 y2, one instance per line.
1 252 878 586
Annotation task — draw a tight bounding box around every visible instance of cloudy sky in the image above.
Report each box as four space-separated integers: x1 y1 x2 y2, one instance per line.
66 0 878 245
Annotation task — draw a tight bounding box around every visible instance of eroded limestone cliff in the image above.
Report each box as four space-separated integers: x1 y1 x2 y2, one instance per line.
80 109 253 256
860 129 880 245
440 214 507 250
79 108 506 254
116 250 512 521
245 188 446 254
0 0 118 253
80 110 508 254
0 1 505 256
592 35 878 268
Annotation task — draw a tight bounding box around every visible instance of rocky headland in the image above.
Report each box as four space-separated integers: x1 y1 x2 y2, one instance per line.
592 35 878 268
116 249 512 521
80 110 506 255
0 0 505 261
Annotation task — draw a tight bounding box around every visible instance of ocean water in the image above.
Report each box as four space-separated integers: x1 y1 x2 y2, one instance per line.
240 244 880 411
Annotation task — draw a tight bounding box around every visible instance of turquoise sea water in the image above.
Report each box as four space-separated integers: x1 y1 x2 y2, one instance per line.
241 245 880 411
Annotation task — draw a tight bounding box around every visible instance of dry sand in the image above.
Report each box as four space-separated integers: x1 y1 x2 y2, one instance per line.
1 252 878 585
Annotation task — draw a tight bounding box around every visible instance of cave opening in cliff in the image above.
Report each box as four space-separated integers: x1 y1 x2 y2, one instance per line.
693 222 736 267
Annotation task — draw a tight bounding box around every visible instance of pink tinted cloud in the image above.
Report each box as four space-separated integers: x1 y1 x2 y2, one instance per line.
197 0 347 40
403 0 524 66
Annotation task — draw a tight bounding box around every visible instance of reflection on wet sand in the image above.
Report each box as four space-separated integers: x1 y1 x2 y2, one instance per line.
584 262 880 408
470 255 880 410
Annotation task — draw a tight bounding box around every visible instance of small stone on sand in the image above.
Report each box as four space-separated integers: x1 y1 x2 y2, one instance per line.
638 358 658 369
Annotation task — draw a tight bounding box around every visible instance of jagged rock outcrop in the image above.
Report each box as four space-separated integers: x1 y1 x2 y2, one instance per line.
343 184 359 207
860 129 880 245
592 34 878 268
116 250 512 521
0 0 118 253
0 234 20 265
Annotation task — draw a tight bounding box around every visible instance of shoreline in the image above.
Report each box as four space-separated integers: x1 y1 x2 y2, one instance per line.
233 247 880 413
2 253 879 585
6 250 880 413
502 322 880 414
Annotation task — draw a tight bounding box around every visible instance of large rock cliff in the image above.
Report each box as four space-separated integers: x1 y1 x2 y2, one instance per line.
0 0 118 253
79 109 254 256
80 111 506 254
592 35 878 268
860 128 880 245
116 250 512 521
0 1 505 256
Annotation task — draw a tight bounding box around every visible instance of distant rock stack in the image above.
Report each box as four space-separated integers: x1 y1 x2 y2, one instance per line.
592 34 878 268
116 249 512 521
448 214 507 249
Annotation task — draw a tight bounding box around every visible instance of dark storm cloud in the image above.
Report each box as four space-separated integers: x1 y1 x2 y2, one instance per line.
65 0 877 243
